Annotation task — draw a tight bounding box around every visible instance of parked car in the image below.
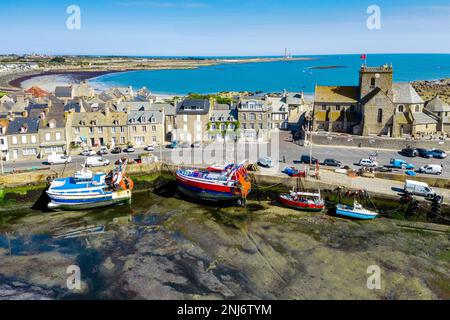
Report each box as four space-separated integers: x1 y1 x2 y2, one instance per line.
321 158 342 167
97 146 109 155
359 158 378 167
144 145 155 152
299 155 319 164
430 149 447 159
389 158 415 169
400 147 418 157
86 156 110 167
180 142 190 148
124 146 135 153
418 164 443 175
48 154 72 165
404 180 436 198
80 149 96 156
416 148 434 158
111 147 122 154
168 141 178 149
258 157 275 168
191 141 202 148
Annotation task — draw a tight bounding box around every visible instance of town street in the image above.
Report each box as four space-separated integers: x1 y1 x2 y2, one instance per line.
2 141 449 179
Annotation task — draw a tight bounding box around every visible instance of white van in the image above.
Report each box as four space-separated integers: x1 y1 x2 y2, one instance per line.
359 158 378 167
418 164 443 175
86 156 110 167
404 180 436 198
48 154 72 165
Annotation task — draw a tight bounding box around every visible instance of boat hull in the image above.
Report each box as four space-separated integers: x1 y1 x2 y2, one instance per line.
279 195 324 212
177 183 243 204
47 190 131 211
335 207 377 220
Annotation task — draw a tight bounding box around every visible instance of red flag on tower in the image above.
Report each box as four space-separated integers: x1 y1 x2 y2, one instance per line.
360 54 367 60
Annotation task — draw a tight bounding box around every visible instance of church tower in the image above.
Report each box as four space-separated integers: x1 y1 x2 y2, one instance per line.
359 64 393 100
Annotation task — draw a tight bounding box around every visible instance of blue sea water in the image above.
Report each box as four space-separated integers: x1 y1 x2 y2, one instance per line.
90 54 450 95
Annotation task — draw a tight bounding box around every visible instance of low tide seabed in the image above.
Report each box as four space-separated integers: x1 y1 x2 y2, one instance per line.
0 175 449 300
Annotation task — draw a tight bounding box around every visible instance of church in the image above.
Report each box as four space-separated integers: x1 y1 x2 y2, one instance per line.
312 64 438 138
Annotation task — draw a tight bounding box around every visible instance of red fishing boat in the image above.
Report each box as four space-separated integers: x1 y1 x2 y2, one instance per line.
175 163 251 206
279 191 325 212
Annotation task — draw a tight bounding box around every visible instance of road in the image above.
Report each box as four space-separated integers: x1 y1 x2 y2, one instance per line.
1 141 449 179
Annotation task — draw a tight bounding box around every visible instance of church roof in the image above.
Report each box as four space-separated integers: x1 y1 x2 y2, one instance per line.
412 112 437 125
393 83 424 104
425 96 450 112
315 86 359 104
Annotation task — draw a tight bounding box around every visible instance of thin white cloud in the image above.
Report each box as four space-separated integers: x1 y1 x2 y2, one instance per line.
115 1 206 8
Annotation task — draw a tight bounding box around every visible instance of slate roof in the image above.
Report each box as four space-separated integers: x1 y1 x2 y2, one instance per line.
7 117 40 134
314 86 359 104
55 86 74 98
176 99 211 115
128 110 164 124
425 96 450 112
412 113 437 125
39 103 66 129
71 111 127 127
393 83 424 104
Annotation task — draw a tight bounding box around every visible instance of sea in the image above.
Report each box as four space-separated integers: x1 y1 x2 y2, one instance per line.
89 54 450 95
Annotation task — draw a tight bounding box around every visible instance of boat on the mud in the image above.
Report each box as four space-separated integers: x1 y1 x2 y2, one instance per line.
335 200 378 220
46 158 134 210
175 162 251 206
279 191 325 212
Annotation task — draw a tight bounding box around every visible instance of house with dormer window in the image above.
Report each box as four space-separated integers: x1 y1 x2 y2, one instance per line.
6 117 40 161
38 102 68 156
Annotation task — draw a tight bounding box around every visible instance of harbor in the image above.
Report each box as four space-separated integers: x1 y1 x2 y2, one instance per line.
0 159 450 299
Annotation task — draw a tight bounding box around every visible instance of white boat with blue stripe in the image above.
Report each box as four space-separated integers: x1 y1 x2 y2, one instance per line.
46 160 133 210
335 201 378 220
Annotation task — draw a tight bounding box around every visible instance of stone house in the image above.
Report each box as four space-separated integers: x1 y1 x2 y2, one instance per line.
424 96 450 134
127 107 165 147
237 98 271 142
38 102 68 156
67 107 128 149
171 98 213 143
265 96 289 130
6 117 40 161
207 104 239 142
0 118 9 161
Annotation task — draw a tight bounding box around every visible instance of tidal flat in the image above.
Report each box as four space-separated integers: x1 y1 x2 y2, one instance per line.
0 189 449 300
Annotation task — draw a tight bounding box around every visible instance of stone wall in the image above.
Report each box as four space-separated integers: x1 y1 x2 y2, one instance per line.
308 134 449 151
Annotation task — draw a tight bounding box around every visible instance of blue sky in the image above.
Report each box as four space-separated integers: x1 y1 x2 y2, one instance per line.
1 0 450 56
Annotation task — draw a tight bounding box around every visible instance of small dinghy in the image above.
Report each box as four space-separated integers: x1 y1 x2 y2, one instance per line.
335 200 378 220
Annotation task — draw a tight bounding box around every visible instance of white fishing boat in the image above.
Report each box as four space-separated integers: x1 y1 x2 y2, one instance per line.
335 200 378 220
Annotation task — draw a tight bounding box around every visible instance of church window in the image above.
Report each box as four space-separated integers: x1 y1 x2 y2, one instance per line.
398 105 404 112
415 105 420 112
370 77 376 88
377 109 383 123
336 105 341 111
322 105 327 111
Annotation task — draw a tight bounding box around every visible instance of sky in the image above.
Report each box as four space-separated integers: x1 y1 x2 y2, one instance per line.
1 0 450 56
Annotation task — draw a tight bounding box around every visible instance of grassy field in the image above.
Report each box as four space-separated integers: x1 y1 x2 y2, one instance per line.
0 91 6 98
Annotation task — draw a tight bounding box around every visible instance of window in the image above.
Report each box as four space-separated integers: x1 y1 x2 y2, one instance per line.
120 137 125 144
74 127 80 134
398 105 404 112
56 132 61 141
142 126 147 132
141 116 146 123
111 127 116 133
132 126 137 133
0 138 4 145
21 136 27 144
211 124 216 131
370 77 376 88
322 105 327 111
89 127 94 134
336 105 341 111
12 136 18 145
152 125 156 132
31 135 37 144
98 127 103 134
415 105 420 112
250 113 256 120
45 133 51 141
152 136 157 143
258 114 262 120
121 127 125 133
377 109 383 123
23 148 37 156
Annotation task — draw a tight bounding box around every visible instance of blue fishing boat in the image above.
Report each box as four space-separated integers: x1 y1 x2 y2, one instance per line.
46 159 134 211
335 201 378 220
